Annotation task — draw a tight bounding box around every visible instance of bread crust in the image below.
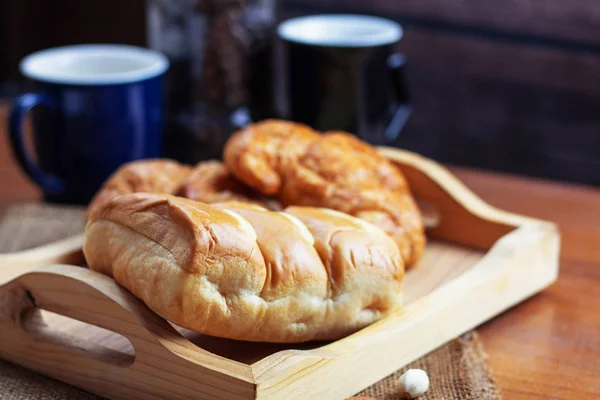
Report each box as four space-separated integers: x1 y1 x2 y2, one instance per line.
88 159 278 215
224 121 426 266
84 193 404 343
87 120 425 267
177 160 281 209
87 159 192 217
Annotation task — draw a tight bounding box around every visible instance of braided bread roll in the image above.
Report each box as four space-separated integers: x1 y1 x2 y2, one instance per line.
84 192 404 343
87 159 191 216
87 159 278 217
224 120 426 267
176 160 281 209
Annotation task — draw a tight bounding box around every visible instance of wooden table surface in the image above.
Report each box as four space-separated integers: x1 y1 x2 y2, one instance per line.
0 103 599 399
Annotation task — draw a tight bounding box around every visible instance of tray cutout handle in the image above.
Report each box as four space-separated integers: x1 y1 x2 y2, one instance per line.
379 147 539 248
0 264 256 399
21 307 136 367
14 266 173 344
0 264 256 386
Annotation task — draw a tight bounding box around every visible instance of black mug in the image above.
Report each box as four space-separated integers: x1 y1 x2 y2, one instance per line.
276 14 411 145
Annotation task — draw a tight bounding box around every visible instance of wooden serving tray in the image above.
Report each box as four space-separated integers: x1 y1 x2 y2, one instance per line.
0 149 560 400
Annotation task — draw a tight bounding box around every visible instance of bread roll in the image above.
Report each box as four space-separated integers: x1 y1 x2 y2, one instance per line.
87 159 191 216
88 159 277 216
84 193 404 343
176 160 281 209
223 119 319 195
223 120 426 267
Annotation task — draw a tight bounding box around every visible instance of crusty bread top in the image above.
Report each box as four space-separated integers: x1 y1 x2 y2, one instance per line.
177 160 281 209
84 193 404 342
88 159 279 217
223 120 426 267
223 120 319 195
87 159 191 217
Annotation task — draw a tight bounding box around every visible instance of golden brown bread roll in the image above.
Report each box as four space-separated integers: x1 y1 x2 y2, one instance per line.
223 120 319 195
84 193 404 343
88 159 278 216
87 159 191 216
223 120 426 267
176 160 281 209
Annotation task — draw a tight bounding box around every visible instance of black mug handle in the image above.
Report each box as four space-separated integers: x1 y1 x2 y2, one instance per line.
384 53 413 143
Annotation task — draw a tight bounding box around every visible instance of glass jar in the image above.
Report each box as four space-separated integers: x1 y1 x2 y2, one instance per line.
146 0 277 163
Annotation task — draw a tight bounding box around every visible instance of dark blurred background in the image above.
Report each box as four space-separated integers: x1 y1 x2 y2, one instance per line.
2 0 600 187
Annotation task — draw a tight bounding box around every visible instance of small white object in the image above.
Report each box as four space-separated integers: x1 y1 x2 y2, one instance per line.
398 369 430 398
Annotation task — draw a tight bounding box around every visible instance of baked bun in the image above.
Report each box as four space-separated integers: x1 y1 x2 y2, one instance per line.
88 159 277 216
223 120 319 195
84 192 404 343
224 120 426 267
87 159 191 216
176 160 281 210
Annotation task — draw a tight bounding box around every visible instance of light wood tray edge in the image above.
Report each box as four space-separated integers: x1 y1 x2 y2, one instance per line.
379 147 558 247
247 148 561 398
0 264 257 399
251 222 560 399
0 148 561 400
0 233 86 286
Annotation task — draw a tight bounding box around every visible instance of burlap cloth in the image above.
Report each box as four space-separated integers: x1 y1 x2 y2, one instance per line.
0 203 502 400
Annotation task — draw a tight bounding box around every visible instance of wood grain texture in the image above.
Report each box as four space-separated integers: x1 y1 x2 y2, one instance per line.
0 265 256 400
396 29 600 96
250 224 558 400
0 225 553 400
0 147 560 399
391 28 600 186
453 167 600 265
0 0 146 81
0 234 85 283
450 167 600 399
288 0 600 45
381 148 543 248
282 3 600 187
0 101 596 398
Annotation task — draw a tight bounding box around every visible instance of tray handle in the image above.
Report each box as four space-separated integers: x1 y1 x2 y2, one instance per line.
0 264 254 384
0 234 85 285
379 147 548 249
7 265 175 343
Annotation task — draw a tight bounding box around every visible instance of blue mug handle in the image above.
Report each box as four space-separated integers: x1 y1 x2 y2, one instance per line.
385 53 413 143
9 93 66 195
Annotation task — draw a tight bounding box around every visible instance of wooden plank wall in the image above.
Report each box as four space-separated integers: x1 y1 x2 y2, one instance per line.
2 0 599 186
283 0 600 186
0 0 146 82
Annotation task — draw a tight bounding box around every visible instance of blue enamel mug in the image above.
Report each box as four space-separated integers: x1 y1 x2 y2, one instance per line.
8 44 169 205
